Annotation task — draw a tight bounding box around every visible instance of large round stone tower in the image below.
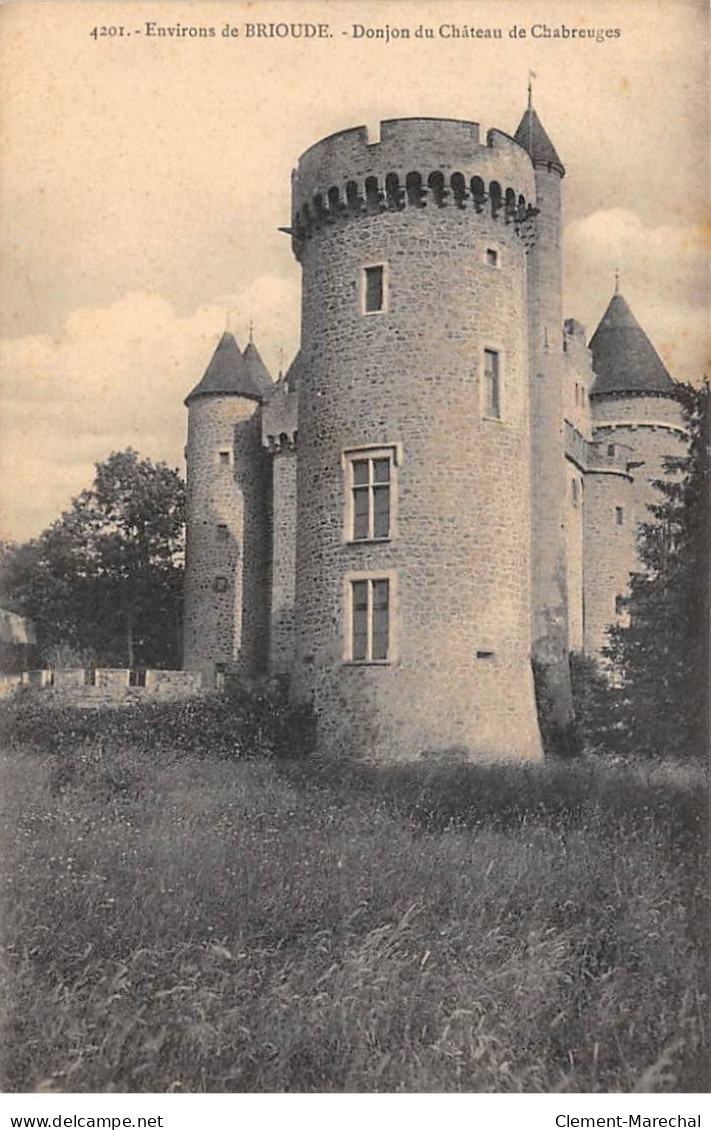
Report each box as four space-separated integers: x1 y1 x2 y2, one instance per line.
289 118 543 760
183 333 272 688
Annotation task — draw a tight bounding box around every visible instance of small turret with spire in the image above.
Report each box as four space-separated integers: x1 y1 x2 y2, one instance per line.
516 83 577 756
514 78 565 177
183 326 272 688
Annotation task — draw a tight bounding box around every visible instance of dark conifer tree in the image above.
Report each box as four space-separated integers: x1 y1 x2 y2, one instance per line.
602 381 709 759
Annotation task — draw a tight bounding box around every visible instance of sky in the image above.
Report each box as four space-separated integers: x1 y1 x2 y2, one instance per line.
0 0 708 540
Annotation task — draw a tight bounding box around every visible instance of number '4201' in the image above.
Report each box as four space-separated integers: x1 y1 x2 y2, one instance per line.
89 26 128 38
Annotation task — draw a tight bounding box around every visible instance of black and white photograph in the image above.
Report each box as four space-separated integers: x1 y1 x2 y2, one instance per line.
0 0 708 1116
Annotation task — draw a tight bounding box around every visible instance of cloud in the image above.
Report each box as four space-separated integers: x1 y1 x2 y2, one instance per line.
2 209 707 543
564 208 709 381
0 281 300 541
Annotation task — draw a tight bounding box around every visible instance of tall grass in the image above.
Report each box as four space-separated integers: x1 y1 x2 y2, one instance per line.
0 698 707 1092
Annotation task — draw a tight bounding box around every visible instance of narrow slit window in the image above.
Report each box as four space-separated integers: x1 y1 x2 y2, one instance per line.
349 577 390 662
571 479 579 506
615 506 624 526
483 349 501 419
363 265 384 314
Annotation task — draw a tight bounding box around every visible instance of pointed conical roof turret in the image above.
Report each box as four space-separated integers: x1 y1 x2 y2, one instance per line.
185 333 266 405
514 107 565 176
589 292 676 397
282 350 303 392
243 341 274 397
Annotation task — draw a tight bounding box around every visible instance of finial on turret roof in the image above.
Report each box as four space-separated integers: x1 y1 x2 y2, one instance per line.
278 346 285 379
528 70 536 112
614 267 620 295
249 318 254 344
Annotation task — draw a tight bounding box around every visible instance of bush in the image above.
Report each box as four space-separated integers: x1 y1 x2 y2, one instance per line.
0 682 316 773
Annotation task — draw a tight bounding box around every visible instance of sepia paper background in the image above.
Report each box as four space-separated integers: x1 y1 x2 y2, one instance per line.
0 0 708 542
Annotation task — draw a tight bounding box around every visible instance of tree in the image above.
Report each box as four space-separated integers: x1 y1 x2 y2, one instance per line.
601 381 709 759
0 449 186 669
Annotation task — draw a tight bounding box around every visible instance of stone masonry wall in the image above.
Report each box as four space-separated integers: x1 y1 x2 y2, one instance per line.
584 391 687 658
183 396 271 688
562 325 595 652
591 393 687 528
527 167 570 670
291 120 542 761
564 462 585 650
583 467 636 657
268 451 297 674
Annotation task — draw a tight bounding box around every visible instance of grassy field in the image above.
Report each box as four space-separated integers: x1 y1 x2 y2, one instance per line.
0 696 708 1093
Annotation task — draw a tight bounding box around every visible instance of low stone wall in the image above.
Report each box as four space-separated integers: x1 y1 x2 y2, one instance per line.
144 670 203 696
12 668 204 703
52 668 86 691
95 668 130 693
21 669 53 689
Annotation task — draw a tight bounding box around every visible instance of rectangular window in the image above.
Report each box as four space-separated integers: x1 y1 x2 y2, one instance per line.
216 523 228 540
615 506 624 526
348 576 391 662
486 248 498 267
363 265 384 314
483 349 501 419
218 450 230 466
615 595 625 615
344 446 398 542
608 443 616 457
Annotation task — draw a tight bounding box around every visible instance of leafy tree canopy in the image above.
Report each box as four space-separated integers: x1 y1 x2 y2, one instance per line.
0 449 185 669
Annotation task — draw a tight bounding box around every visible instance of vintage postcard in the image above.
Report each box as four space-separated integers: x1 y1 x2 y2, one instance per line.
1 0 708 1115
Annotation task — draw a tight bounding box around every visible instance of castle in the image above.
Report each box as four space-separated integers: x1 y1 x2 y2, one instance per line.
182 101 686 760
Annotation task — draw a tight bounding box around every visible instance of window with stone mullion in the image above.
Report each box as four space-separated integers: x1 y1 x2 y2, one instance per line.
352 456 391 540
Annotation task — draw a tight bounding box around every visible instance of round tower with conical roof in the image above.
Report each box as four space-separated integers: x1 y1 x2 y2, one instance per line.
288 117 543 760
183 332 272 687
584 289 686 654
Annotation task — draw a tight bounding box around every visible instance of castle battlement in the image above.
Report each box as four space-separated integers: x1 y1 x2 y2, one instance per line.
291 117 536 258
261 383 298 452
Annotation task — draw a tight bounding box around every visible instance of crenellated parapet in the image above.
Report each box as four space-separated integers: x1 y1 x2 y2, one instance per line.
290 118 538 259
586 436 634 478
261 382 298 453
564 420 633 479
